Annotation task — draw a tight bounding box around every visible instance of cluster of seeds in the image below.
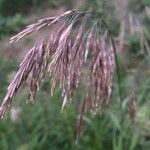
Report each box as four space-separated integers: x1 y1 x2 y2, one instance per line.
0 10 115 121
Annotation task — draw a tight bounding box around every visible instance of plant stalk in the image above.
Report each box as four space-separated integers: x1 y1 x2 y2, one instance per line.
101 19 124 150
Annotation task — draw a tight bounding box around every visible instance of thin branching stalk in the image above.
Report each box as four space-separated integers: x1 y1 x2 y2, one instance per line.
111 35 124 150
0 9 136 142
100 19 125 149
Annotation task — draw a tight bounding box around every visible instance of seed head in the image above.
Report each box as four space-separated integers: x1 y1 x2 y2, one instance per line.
0 10 115 134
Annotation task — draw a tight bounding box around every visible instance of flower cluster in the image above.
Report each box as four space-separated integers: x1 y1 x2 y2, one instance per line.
0 10 115 121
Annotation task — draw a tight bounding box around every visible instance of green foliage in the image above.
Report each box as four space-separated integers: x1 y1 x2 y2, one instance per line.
0 0 41 17
0 92 149 150
0 14 25 38
0 56 17 99
0 54 149 149
0 0 71 17
128 35 141 54
129 0 150 12
48 0 65 8
0 0 72 37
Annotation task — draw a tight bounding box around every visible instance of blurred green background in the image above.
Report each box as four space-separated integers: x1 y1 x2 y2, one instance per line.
0 0 150 150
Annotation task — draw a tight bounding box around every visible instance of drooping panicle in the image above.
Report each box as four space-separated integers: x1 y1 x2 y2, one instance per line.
0 10 115 126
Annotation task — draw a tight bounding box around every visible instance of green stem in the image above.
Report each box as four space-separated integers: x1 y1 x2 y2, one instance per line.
111 35 124 150
101 19 124 150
